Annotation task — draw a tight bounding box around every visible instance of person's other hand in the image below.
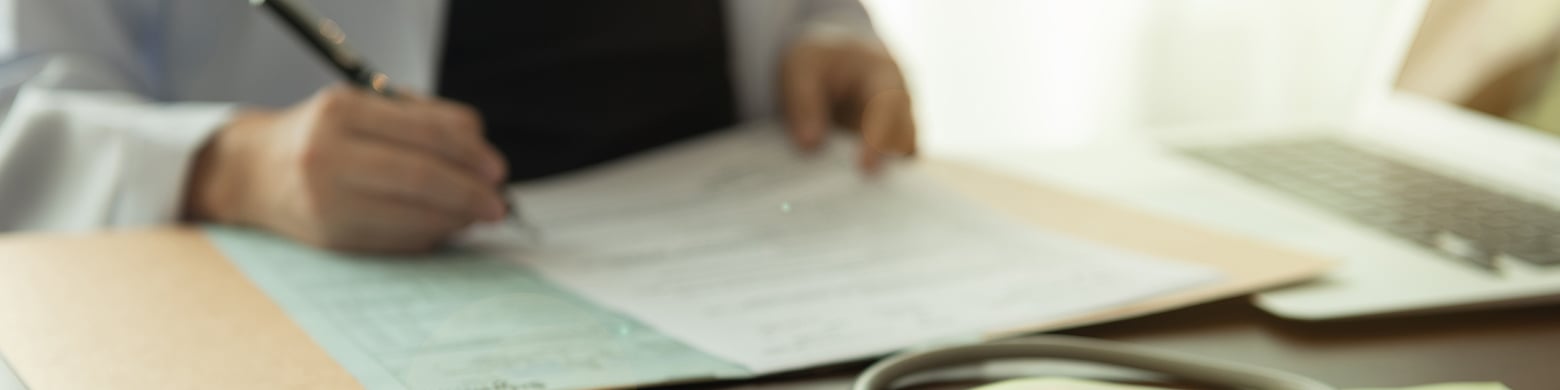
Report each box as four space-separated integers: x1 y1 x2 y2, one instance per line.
782 33 917 172
186 85 510 253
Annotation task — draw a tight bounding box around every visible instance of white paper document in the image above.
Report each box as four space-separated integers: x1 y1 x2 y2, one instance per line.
486 126 1223 373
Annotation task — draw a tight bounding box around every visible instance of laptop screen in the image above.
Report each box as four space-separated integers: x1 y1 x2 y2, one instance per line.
1395 0 1560 136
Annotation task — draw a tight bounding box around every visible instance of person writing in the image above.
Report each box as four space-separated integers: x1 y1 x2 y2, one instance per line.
0 0 917 253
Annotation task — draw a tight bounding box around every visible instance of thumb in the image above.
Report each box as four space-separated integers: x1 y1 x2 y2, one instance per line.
782 45 832 151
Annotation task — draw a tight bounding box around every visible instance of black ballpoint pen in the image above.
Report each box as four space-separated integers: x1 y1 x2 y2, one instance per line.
251 0 395 97
250 0 539 239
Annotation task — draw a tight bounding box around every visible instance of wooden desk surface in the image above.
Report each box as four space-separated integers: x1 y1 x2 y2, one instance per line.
699 298 1560 389
2 159 1543 388
1 236 1554 390
0 160 1338 389
1065 298 1560 389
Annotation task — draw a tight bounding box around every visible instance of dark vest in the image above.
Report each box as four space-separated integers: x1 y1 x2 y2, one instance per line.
437 0 736 181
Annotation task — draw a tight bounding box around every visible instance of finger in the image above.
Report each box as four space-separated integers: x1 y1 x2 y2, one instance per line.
333 138 507 223
422 100 509 181
782 45 832 151
858 85 915 172
346 96 508 184
858 89 894 173
323 196 470 254
881 88 918 156
369 97 506 183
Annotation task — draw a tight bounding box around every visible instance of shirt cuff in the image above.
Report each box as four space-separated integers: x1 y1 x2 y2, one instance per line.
113 103 238 226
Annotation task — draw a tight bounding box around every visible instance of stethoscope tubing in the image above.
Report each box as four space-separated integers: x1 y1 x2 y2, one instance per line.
854 336 1334 390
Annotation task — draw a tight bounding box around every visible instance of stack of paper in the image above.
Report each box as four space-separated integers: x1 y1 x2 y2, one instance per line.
210 125 1220 389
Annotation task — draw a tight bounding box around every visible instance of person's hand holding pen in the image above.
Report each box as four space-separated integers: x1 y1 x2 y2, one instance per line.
177 0 516 253
185 86 511 253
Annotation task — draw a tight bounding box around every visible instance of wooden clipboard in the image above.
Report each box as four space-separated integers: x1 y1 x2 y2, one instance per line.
0 160 1330 389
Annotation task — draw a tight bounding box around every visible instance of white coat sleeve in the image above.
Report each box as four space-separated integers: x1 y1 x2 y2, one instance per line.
727 0 883 120
0 0 237 232
800 0 880 41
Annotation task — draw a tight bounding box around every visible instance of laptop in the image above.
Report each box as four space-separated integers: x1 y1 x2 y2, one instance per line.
1177 96 1560 320
972 0 1560 320
1179 1 1560 320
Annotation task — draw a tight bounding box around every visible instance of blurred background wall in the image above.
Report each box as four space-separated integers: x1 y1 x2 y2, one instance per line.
860 0 1560 155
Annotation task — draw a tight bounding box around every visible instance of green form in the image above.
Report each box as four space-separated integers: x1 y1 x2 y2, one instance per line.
207 226 747 390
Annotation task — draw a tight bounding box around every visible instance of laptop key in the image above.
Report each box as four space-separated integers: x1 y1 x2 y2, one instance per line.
1433 231 1496 268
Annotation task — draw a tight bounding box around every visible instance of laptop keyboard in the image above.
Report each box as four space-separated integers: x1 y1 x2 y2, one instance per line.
1183 139 1560 270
